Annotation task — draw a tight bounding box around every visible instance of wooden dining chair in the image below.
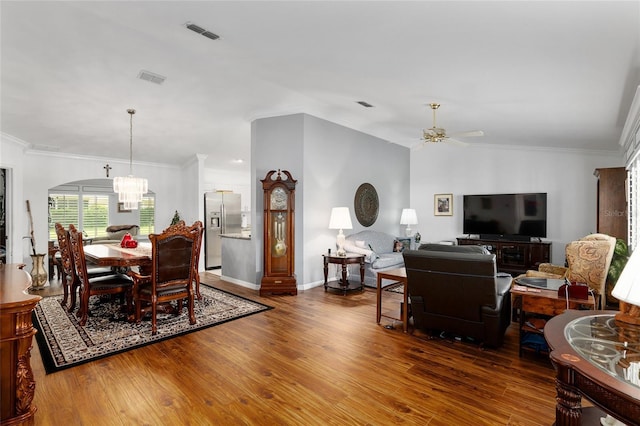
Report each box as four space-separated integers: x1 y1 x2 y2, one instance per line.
55 223 113 312
129 221 197 335
68 224 133 326
163 220 203 299
188 221 204 300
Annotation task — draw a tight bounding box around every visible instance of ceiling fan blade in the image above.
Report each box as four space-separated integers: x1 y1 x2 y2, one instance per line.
450 130 484 138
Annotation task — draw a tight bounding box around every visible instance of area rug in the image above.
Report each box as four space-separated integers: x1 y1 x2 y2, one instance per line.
384 282 404 294
33 285 272 374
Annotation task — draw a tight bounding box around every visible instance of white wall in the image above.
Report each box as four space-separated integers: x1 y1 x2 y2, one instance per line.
410 142 624 264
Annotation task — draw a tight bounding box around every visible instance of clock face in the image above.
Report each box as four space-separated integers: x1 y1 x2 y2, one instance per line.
270 187 288 210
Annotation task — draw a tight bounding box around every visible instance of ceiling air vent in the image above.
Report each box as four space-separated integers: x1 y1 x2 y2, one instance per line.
138 70 166 85
186 23 206 34
202 31 220 41
185 22 220 41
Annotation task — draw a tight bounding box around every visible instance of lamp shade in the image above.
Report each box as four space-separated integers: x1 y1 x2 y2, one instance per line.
400 208 418 226
329 207 353 230
612 248 640 306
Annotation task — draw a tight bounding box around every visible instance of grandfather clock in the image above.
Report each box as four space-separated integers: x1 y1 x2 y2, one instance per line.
260 169 297 295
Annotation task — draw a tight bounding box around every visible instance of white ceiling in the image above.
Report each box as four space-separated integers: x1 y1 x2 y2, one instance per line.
2 1 639 174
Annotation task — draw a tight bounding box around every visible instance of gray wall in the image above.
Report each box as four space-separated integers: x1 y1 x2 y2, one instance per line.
252 113 411 289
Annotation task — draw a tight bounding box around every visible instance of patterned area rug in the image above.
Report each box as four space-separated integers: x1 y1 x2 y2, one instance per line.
33 285 272 373
384 282 404 294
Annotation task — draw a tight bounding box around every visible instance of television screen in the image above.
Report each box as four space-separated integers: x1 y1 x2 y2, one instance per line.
463 193 547 238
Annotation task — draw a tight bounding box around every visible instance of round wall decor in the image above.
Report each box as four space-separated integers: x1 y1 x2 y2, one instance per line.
354 183 379 227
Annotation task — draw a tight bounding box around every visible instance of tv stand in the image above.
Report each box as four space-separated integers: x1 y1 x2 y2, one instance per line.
457 237 551 276
479 234 531 242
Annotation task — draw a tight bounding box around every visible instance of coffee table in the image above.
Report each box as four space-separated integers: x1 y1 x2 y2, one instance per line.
376 268 408 332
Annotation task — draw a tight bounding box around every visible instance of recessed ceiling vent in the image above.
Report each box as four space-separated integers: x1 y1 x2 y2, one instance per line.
357 101 374 108
186 22 220 41
137 70 166 85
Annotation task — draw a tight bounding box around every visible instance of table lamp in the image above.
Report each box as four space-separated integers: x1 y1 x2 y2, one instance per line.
400 208 418 237
612 247 640 325
329 207 353 256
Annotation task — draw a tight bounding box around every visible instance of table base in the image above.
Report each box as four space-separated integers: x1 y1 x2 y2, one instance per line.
324 280 363 295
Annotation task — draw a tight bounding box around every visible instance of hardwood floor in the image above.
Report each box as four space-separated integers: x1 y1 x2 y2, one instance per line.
30 273 560 425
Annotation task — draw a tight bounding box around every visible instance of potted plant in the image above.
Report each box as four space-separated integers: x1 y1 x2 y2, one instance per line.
606 238 630 308
170 210 181 226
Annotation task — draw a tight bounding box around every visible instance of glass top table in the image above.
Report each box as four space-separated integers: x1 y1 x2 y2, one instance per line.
565 314 640 389
545 310 640 425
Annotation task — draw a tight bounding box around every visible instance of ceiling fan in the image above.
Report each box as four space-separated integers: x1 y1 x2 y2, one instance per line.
418 103 484 147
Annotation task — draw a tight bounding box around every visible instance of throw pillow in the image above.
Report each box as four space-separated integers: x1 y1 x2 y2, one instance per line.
343 243 378 263
355 240 367 249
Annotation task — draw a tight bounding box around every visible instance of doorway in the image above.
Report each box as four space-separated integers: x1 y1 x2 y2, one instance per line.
1 168 6 263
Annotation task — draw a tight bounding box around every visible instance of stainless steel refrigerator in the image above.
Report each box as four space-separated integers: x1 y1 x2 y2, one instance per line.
204 192 242 269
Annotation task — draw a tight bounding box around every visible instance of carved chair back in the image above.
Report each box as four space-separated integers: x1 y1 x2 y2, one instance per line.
132 221 197 334
68 224 89 288
55 223 76 309
68 224 132 326
187 221 204 299
150 223 197 292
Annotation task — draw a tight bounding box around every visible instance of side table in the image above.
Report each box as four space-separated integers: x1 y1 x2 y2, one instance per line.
323 253 364 295
511 277 595 356
376 267 408 332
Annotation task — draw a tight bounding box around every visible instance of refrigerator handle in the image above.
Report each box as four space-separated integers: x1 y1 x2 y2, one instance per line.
221 205 225 234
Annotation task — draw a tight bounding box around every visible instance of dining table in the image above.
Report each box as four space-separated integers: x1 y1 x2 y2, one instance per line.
83 242 152 273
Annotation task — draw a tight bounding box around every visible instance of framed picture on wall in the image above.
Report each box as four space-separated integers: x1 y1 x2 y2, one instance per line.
434 193 453 216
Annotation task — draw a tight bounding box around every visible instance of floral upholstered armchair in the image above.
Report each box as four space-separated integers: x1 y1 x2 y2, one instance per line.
524 233 616 309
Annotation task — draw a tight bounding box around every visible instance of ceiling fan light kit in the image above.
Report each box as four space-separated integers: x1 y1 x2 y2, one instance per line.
420 103 483 146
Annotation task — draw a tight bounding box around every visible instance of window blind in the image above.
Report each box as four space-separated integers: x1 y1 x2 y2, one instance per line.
139 196 155 236
48 194 79 240
82 195 109 238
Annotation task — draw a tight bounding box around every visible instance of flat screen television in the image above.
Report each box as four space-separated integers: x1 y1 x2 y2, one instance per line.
463 192 547 240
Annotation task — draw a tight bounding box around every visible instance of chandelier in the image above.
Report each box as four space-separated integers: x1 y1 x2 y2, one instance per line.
113 108 148 210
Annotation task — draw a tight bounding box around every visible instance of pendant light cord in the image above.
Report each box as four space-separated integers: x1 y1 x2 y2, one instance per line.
127 108 136 175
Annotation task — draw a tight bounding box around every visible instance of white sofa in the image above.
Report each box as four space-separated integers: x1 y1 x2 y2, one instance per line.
344 230 406 287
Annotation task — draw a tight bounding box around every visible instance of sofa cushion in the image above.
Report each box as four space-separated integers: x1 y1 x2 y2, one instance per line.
345 230 397 255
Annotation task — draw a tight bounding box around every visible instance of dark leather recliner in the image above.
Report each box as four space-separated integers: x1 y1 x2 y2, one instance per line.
402 244 512 347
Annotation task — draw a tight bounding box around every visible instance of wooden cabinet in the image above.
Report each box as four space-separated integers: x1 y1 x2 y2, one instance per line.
1 265 41 426
457 238 551 275
594 167 627 243
260 170 297 296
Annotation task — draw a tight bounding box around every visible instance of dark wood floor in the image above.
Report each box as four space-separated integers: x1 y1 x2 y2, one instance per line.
29 273 563 425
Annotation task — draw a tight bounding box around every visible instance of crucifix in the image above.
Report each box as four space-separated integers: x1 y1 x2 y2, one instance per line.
104 164 112 178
